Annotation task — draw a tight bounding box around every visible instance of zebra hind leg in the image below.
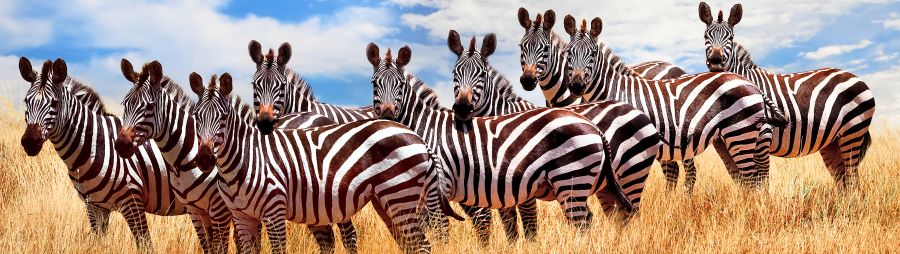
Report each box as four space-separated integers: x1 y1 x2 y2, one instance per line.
186 209 213 253
460 204 492 245
337 221 358 254
85 202 111 236
661 161 680 190
233 216 262 254
121 203 153 252
372 194 429 254
498 207 519 242
713 138 742 183
262 217 287 254
207 198 232 254
683 159 698 193
309 225 336 254
518 199 538 240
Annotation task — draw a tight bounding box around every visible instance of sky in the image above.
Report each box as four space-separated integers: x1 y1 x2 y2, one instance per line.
0 0 898 125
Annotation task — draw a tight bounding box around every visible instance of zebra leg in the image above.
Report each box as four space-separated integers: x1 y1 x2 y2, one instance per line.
713 138 742 183
721 130 764 189
308 225 336 254
752 127 774 189
557 194 593 230
337 222 358 254
518 199 538 240
661 161 680 190
682 159 698 193
208 199 232 254
372 195 430 254
595 188 626 218
121 203 153 252
498 207 519 242
233 215 262 254
85 202 111 236
263 218 287 254
186 208 213 253
460 204 492 245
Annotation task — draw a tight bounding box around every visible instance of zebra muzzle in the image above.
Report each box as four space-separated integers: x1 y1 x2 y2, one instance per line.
20 124 45 157
114 127 140 158
195 143 216 172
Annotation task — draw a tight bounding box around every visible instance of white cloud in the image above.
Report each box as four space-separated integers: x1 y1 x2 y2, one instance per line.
800 40 873 60
861 65 900 125
882 12 900 29
0 0 52 52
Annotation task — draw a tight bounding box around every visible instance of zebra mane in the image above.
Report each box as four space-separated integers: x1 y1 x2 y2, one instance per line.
486 66 531 104
407 74 446 111
284 67 317 103
732 43 759 70
66 78 111 115
159 76 194 110
597 40 640 77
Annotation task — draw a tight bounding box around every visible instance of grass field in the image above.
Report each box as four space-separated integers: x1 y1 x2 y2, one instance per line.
0 96 897 253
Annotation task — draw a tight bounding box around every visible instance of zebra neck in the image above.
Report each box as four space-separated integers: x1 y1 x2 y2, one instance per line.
217 110 253 179
729 43 761 73
540 34 576 107
49 97 112 174
481 68 538 116
584 42 640 101
154 102 197 168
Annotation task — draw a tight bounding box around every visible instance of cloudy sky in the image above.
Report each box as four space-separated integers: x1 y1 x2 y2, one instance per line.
1 0 898 124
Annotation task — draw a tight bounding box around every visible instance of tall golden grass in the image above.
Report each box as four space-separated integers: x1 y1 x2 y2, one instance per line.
0 96 897 253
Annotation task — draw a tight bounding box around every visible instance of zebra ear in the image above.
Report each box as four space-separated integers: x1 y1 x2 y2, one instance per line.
397 46 412 69
699 2 713 25
120 59 137 83
219 73 233 96
481 33 496 58
589 17 602 38
51 58 67 85
366 42 380 68
564 15 577 36
19 57 36 83
277 42 292 66
448 30 464 56
249 40 263 65
728 4 742 27
189 72 205 97
517 7 531 29
543 10 556 30
148 61 163 88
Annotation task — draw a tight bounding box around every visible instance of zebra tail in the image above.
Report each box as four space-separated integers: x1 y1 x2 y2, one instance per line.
427 147 464 221
599 133 635 214
859 132 872 162
762 96 789 128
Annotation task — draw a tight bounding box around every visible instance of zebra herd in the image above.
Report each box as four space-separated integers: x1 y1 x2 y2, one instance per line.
16 3 875 254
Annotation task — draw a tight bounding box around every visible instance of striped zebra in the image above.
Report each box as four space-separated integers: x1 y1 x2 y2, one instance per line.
248 40 370 253
18 58 187 250
188 73 462 254
698 2 875 187
517 8 704 192
366 43 630 237
452 30 660 241
248 40 375 133
561 16 784 189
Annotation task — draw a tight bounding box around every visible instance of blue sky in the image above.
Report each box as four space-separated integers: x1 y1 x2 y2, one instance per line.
0 0 898 123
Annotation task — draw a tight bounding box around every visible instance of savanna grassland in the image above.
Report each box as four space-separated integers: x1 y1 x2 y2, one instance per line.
0 96 898 253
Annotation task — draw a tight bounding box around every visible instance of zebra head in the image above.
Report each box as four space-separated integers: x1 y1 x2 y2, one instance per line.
115 60 165 158
248 40 292 134
190 72 234 172
699 2 742 72
367 42 412 121
562 15 602 96
19 58 65 157
517 8 556 91
447 30 496 122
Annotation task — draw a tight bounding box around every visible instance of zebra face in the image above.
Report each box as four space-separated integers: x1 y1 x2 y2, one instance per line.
190 73 234 172
699 2 742 72
447 30 496 121
518 8 556 91
19 58 64 157
367 43 412 121
249 40 292 135
116 60 164 158
562 16 602 96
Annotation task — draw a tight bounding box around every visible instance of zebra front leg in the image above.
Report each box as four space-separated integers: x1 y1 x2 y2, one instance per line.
186 208 213 253
207 201 232 254
263 218 287 254
85 202 111 236
518 199 538 240
498 207 519 242
460 204 492 245
337 221 358 254
233 216 262 254
309 225 336 254
121 203 153 252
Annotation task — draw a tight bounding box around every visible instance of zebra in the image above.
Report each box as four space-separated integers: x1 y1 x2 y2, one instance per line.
561 16 784 190
366 43 631 238
453 30 661 241
248 40 375 133
188 72 462 254
247 40 370 253
18 58 187 250
698 2 875 188
517 8 704 193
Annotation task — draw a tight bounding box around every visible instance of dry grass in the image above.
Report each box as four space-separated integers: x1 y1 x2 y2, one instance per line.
0 96 897 253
